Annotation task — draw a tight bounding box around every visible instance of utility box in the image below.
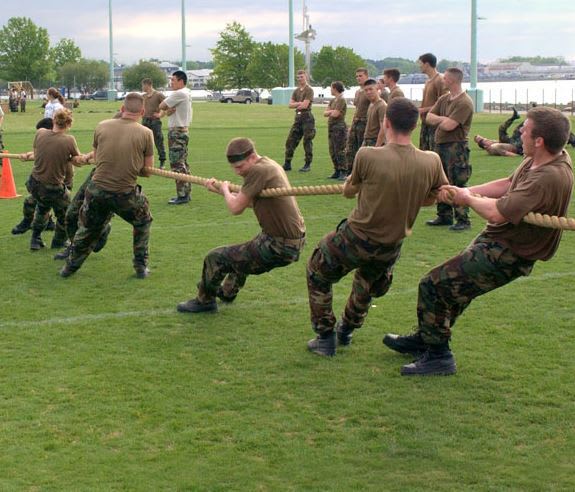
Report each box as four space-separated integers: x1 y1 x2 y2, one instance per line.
271 88 294 106
467 88 484 112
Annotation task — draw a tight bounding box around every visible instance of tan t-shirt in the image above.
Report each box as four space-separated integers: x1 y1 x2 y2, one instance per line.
348 143 448 244
485 151 573 261
31 129 80 185
240 156 306 239
291 85 314 112
389 86 405 100
430 92 474 144
91 118 154 193
143 90 165 118
352 88 370 121
421 73 448 121
364 99 387 140
327 95 347 125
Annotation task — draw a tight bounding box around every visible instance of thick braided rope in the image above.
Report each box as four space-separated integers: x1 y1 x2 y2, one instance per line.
4 153 575 230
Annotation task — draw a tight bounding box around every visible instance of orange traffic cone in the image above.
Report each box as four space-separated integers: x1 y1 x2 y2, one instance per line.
0 153 21 199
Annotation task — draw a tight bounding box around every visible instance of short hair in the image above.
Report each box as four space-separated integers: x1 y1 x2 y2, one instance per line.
418 53 437 68
35 117 54 130
383 68 400 83
226 137 255 165
52 109 73 129
331 81 345 94
363 78 377 87
386 98 419 134
123 92 145 113
445 67 463 83
141 78 152 86
355 68 368 75
527 107 571 154
172 70 188 85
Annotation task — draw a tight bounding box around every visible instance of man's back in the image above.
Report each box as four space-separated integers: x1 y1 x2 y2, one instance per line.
92 118 154 193
348 144 448 243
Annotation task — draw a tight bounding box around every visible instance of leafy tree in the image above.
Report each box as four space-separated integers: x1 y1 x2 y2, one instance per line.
58 59 109 92
210 22 255 89
366 57 419 76
246 42 305 88
437 59 463 72
499 55 566 66
186 60 214 70
311 46 366 87
122 61 167 90
0 17 51 83
51 38 81 69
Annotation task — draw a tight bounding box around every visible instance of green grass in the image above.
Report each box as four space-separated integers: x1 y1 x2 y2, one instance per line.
1 101 574 490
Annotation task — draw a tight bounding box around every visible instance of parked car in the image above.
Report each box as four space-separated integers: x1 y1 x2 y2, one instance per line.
219 89 259 104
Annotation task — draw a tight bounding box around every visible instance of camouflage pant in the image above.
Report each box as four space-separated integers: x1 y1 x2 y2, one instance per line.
307 220 402 334
328 122 347 171
142 117 166 162
67 182 152 273
435 142 472 224
26 176 70 245
168 128 191 198
498 118 524 153
284 112 315 165
419 122 436 151
65 169 96 241
0 129 4 151
196 232 304 303
21 194 38 223
345 120 367 171
417 234 534 345
362 138 377 147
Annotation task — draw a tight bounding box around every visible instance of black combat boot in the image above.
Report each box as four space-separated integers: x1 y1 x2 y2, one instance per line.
307 331 336 357
383 331 427 357
299 163 311 173
283 161 292 171
336 320 355 346
426 216 453 226
11 219 32 235
30 231 45 251
177 298 218 313
400 344 456 376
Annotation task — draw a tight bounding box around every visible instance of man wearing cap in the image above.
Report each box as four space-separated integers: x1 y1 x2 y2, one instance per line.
177 138 306 314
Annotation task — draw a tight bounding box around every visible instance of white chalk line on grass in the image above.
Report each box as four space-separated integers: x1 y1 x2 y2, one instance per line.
2 269 573 330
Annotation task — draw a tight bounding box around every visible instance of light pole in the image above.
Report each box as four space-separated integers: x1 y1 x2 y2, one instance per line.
181 0 187 72
468 0 484 111
294 0 316 79
107 0 116 100
289 0 294 87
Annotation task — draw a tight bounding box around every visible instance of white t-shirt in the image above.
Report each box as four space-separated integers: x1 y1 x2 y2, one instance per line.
164 88 193 128
0 105 4 117
44 100 64 119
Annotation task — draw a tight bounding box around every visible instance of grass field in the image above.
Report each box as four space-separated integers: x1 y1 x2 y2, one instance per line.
1 101 574 490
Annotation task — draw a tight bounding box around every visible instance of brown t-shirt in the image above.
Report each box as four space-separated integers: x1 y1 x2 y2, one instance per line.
421 72 448 121
327 95 347 125
291 85 313 112
143 90 165 118
91 118 154 193
240 156 306 239
430 92 474 144
352 88 370 121
31 129 80 186
348 143 448 244
389 86 405 100
485 151 573 261
364 99 387 140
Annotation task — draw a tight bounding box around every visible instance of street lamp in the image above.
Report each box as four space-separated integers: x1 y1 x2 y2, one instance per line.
294 1 316 79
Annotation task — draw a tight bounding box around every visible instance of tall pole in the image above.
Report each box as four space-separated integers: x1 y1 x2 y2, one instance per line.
470 0 478 90
468 0 483 111
181 0 187 71
289 0 294 87
108 0 115 99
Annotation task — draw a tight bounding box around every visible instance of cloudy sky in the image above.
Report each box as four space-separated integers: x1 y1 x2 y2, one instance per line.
1 0 574 65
